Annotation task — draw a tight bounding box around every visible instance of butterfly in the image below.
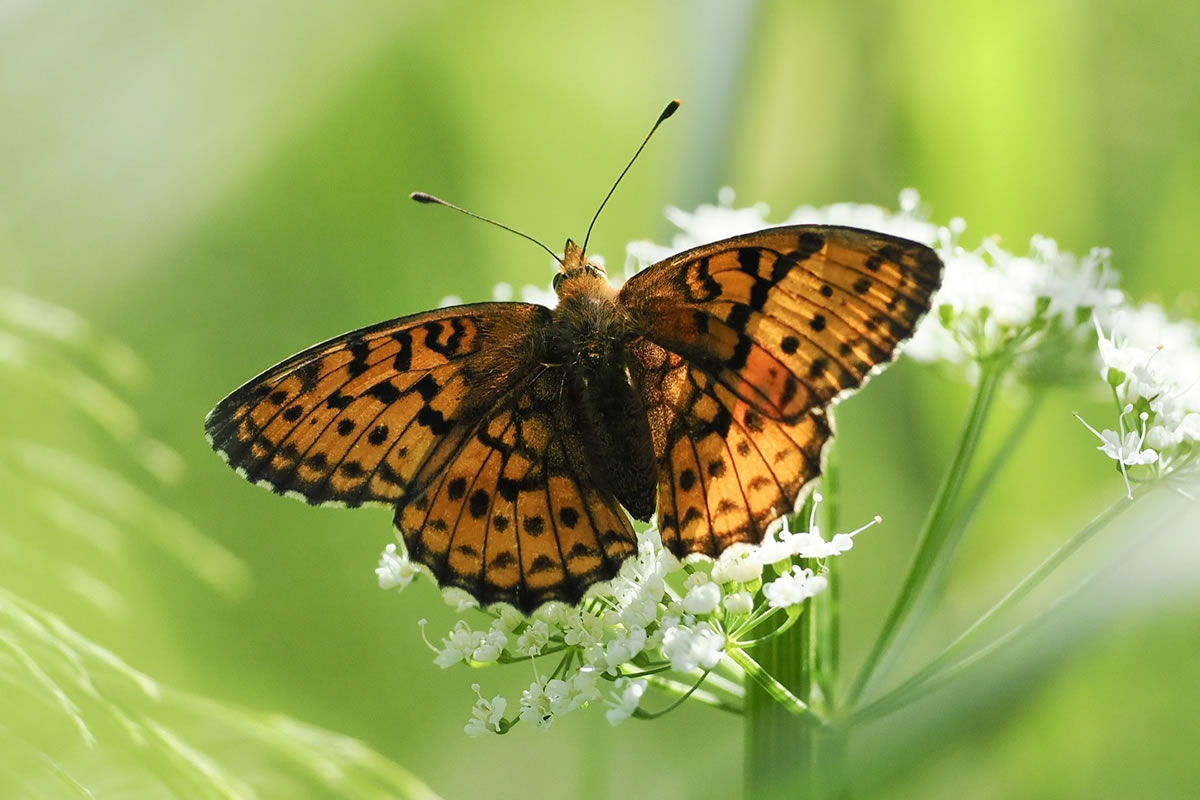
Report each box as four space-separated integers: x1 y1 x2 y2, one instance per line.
205 104 943 613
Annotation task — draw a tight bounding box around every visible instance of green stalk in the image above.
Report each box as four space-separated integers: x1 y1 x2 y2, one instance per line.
847 359 1006 708
901 391 1044 643
819 455 842 710
850 492 1139 724
738 627 850 799
740 607 812 800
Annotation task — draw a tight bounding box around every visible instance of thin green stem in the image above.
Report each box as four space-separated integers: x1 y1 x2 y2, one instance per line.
637 669 717 719
847 360 1006 708
907 390 1045 638
728 648 813 718
820 452 842 711
730 605 784 640
735 609 802 647
850 491 1139 724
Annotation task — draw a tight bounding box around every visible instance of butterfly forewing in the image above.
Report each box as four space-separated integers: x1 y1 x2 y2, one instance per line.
619 225 942 423
620 225 941 558
205 303 551 508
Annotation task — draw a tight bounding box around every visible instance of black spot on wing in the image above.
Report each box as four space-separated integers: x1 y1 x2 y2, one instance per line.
368 424 389 445
469 489 490 519
416 405 450 435
367 380 401 404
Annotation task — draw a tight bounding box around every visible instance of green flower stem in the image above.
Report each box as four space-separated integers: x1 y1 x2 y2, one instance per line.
643 673 739 715
739 609 853 800
847 359 1006 709
910 390 1045 632
850 492 1139 724
820 453 842 712
731 646 811 717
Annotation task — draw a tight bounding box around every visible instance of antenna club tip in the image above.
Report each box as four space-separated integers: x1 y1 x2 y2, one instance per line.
661 99 682 120
410 192 437 204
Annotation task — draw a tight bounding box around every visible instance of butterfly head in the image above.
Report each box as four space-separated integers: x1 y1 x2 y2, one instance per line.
552 238 610 299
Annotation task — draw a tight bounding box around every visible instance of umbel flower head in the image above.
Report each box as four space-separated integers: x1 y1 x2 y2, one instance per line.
381 494 878 734
1077 303 1200 496
626 187 1123 380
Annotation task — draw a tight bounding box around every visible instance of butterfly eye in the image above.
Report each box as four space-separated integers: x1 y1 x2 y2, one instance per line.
552 273 565 291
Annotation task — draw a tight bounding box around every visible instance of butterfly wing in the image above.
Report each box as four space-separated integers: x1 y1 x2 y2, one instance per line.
204 303 552 508
206 304 638 611
394 367 637 611
619 225 942 556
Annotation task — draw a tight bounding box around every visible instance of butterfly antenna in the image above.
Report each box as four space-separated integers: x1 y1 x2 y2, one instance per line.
581 98 681 255
410 192 564 266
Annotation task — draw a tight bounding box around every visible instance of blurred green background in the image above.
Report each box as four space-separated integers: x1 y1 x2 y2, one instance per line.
3 1 1199 798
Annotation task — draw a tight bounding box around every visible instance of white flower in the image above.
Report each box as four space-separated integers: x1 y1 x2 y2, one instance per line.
464 684 506 737
545 668 600 715
661 624 725 673
375 543 418 590
563 608 606 648
750 525 795 567
515 620 551 656
1088 303 1200 488
433 620 483 669
763 566 829 609
625 187 938 276
605 678 647 726
724 590 754 615
681 573 722 615
518 679 556 730
472 628 509 664
1075 408 1160 499
907 229 1121 368
601 626 647 672
712 550 763 584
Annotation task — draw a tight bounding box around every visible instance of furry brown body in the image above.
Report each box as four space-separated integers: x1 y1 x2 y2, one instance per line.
535 240 658 522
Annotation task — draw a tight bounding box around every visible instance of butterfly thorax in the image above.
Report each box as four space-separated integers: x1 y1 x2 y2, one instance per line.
546 238 628 368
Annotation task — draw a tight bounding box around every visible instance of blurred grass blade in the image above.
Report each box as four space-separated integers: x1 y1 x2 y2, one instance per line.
0 588 443 800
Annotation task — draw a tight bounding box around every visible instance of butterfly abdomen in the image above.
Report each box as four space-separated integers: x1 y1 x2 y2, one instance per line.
567 363 657 522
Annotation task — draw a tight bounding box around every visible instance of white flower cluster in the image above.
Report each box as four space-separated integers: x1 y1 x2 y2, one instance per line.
625 186 938 271
378 496 876 735
624 188 1122 377
1077 303 1200 496
906 232 1123 372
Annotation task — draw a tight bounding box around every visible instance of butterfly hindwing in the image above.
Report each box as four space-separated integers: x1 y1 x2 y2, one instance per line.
204 303 551 508
629 339 833 557
396 368 637 611
619 225 943 423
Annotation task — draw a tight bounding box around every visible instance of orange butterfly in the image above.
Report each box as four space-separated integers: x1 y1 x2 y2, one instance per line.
205 101 943 612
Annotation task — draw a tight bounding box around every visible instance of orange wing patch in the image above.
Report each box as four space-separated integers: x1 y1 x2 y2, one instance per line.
620 225 942 423
396 372 637 611
205 303 550 508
